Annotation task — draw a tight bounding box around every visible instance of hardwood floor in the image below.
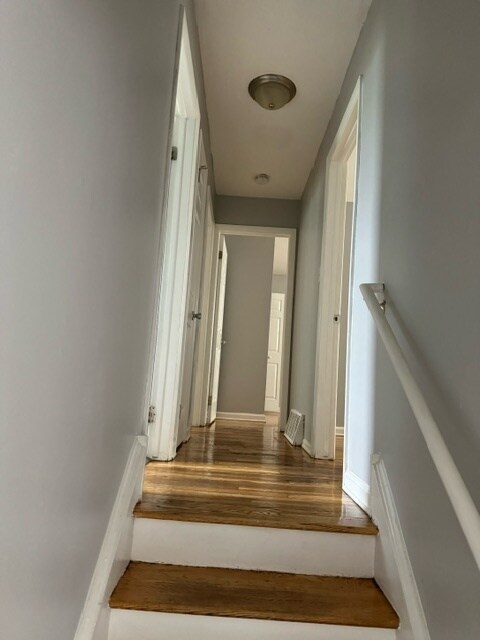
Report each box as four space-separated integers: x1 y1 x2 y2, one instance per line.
110 562 399 628
135 417 376 534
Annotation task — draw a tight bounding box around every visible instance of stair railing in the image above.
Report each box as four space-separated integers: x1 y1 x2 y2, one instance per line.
360 283 480 571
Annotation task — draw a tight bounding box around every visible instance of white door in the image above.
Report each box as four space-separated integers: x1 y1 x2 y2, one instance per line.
177 138 208 446
265 293 285 412
207 237 228 423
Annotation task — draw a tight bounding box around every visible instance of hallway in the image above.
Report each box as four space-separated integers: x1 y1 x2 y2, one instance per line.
108 417 398 637
135 417 376 534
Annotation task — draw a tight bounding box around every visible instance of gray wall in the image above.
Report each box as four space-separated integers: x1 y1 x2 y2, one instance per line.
217 236 274 414
215 195 301 228
272 274 288 294
0 2 213 639
290 0 480 636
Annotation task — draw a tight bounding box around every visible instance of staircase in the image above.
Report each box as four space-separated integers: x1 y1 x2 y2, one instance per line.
107 422 399 639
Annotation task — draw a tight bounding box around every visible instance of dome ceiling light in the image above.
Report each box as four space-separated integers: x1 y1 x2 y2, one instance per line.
254 173 270 185
248 74 296 111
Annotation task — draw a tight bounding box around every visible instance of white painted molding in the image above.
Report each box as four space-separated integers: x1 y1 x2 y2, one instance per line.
301 438 314 457
343 469 370 515
109 609 396 640
73 435 147 640
214 224 297 433
147 11 201 461
132 518 375 577
372 456 431 640
190 187 216 427
216 412 266 423
311 77 361 461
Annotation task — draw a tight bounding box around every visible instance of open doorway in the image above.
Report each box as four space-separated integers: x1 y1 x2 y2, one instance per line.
310 80 367 511
205 226 296 431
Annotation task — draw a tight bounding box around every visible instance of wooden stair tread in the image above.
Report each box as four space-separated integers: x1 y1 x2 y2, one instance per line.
134 493 377 534
110 562 399 629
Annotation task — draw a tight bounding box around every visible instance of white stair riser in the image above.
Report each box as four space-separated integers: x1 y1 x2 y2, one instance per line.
132 518 375 577
109 610 395 640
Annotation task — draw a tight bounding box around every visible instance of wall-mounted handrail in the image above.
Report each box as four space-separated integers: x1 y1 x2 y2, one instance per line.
360 283 480 571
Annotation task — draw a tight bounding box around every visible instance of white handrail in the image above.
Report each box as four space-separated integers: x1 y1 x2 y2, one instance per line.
360 283 480 571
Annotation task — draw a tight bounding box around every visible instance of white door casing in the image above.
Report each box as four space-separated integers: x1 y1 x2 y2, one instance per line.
147 12 201 460
212 226 296 432
177 136 208 446
265 293 285 412
207 237 228 424
190 188 216 426
311 79 360 467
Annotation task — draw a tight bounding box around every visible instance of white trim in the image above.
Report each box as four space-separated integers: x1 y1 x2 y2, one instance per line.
190 187 216 426
216 412 266 423
132 518 375 577
372 456 431 640
73 435 147 640
213 225 297 432
343 469 371 515
109 609 396 640
335 426 344 437
206 236 228 423
147 12 201 461
312 78 361 461
301 438 314 457
141 7 183 436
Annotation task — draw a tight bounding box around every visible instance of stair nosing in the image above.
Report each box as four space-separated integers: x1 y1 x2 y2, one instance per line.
133 506 378 535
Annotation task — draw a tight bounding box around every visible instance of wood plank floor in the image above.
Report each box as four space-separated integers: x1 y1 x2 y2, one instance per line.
110 562 399 628
135 417 376 534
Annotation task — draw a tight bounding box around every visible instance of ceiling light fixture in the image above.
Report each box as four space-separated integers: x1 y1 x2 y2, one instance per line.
254 173 270 185
248 74 296 110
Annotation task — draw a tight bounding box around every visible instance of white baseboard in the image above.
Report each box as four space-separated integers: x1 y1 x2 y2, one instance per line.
343 468 371 515
372 455 430 640
301 438 314 457
216 412 266 423
74 434 147 640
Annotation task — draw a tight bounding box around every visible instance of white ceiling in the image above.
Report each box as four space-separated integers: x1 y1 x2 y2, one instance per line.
195 0 371 199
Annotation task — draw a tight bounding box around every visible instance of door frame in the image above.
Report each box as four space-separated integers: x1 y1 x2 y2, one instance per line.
206 235 228 424
177 134 208 445
311 78 361 460
146 10 201 460
209 225 297 431
190 186 216 426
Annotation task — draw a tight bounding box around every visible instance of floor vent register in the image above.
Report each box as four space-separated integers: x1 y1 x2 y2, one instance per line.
284 409 304 446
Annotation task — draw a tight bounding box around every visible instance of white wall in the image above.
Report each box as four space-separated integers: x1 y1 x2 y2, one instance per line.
217 236 274 414
0 2 213 639
290 0 480 637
